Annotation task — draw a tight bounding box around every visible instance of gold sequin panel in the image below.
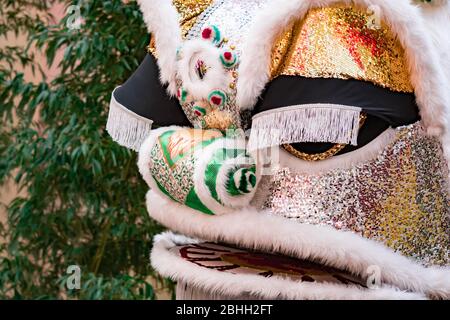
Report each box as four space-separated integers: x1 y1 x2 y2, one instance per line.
259 123 449 267
147 0 213 55
271 5 414 93
173 0 214 37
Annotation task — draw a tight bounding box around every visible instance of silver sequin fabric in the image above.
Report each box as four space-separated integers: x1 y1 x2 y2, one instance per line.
187 0 270 54
257 123 449 267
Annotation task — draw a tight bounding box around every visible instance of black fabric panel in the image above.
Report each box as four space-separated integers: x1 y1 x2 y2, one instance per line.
114 57 419 156
254 76 419 156
290 115 390 155
114 54 191 127
254 76 420 127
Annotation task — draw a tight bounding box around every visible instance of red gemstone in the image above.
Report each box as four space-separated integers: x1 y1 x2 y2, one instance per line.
224 52 232 61
211 96 222 105
202 28 212 39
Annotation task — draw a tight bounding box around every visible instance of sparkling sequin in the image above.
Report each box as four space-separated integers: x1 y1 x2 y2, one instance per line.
271 5 414 93
256 123 449 267
147 0 214 55
173 0 215 38
178 0 270 131
186 0 270 54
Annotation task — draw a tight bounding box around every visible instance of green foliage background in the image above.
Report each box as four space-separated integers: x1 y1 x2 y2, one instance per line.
0 0 170 299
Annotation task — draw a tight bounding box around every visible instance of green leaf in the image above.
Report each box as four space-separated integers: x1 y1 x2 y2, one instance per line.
0 0 162 300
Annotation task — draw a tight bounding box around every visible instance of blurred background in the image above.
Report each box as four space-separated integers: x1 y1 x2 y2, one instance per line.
0 0 171 299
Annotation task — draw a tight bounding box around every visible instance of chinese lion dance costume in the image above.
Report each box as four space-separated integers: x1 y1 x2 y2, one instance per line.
107 0 450 299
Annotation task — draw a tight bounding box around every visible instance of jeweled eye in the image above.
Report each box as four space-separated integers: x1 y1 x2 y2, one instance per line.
195 59 209 80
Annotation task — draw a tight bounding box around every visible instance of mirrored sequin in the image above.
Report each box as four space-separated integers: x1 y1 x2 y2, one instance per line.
257 123 449 267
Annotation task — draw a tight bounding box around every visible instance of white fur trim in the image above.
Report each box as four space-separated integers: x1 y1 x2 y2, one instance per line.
236 0 450 138
248 104 362 150
152 232 426 300
192 137 261 213
420 0 450 182
137 0 181 95
191 138 234 215
146 190 450 299
138 128 262 214
443 131 450 187
177 39 230 100
215 157 258 208
106 88 153 151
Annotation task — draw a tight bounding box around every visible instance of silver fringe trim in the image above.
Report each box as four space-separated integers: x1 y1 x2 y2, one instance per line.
106 91 153 151
248 104 362 151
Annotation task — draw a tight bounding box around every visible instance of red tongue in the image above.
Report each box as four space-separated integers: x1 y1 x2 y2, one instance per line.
202 28 212 39
211 97 222 105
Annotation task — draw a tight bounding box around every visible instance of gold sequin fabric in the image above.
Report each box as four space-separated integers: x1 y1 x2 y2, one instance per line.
173 0 214 38
259 123 449 267
271 6 414 93
147 0 213 55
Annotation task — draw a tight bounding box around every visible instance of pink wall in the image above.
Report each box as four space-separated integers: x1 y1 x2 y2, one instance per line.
0 2 65 221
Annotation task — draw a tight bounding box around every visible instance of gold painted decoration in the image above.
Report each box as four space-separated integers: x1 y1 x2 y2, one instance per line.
270 5 414 93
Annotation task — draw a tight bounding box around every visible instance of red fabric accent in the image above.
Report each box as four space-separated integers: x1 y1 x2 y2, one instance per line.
202 28 212 39
211 96 222 105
